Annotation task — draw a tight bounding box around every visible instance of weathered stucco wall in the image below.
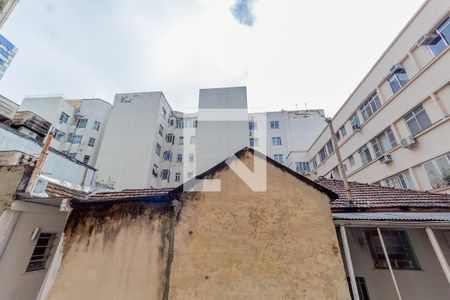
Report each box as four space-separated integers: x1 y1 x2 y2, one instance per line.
0 165 25 211
169 152 350 299
46 202 171 300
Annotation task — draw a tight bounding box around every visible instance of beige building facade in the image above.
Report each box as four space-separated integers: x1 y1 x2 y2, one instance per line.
294 0 450 194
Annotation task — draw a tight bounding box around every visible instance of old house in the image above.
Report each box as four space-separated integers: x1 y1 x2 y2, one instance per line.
44 148 351 299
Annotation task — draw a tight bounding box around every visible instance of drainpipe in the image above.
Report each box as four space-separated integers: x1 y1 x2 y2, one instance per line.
377 228 402 300
340 226 360 300
25 131 54 195
325 118 353 203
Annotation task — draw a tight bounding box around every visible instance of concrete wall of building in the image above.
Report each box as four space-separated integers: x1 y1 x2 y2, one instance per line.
0 165 25 210
46 202 171 300
0 125 96 186
342 227 450 300
0 200 67 300
305 1 450 193
169 151 350 299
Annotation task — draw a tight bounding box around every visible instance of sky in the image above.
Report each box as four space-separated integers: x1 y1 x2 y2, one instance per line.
0 0 424 115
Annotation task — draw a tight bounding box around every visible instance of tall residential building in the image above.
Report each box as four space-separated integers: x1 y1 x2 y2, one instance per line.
0 0 18 29
94 87 326 189
0 34 17 79
295 1 450 193
18 96 111 166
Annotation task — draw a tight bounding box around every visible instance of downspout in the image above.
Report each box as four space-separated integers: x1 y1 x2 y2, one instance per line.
162 199 182 300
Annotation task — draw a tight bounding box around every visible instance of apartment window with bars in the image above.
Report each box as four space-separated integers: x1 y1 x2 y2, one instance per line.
76 118 88 128
423 154 450 189
272 137 282 146
93 121 101 131
382 170 415 190
249 138 258 147
163 151 172 162
165 134 175 144
26 233 56 272
179 136 184 145
428 17 450 57
155 143 161 156
366 230 420 270
59 112 69 124
370 127 397 157
388 68 409 94
404 105 432 136
161 169 170 181
248 121 257 130
309 157 318 171
273 154 283 163
326 140 334 154
295 162 310 174
270 121 279 129
359 145 372 165
318 147 327 162
361 93 381 121
176 119 184 128
88 137 95 147
175 172 181 182
349 113 361 131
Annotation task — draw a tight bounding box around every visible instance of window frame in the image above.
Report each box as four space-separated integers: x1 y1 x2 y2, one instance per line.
404 105 432 136
26 232 56 272
273 154 283 163
359 145 372 165
271 137 282 146
360 92 382 121
270 120 280 129
427 17 450 57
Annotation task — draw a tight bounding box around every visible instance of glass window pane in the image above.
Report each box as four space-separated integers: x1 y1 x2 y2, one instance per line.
407 119 421 136
416 110 432 130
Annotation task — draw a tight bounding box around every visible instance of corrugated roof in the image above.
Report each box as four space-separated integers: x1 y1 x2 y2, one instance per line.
333 212 450 222
320 179 450 210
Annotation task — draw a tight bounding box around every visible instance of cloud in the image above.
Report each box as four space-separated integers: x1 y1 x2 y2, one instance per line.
230 0 256 26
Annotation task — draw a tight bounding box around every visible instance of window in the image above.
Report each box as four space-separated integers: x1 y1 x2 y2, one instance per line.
175 172 181 182
59 112 69 124
76 118 88 128
93 121 101 131
187 172 194 179
83 155 90 164
272 137 282 146
309 157 318 170
318 141 333 162
249 138 258 147
71 135 82 144
88 137 96 147
326 140 334 154
26 233 56 272
358 145 372 165
346 277 370 300
423 154 450 188
273 154 283 163
190 136 196 145
155 143 161 156
53 129 64 141
336 125 347 141
161 169 170 181
388 68 409 94
161 106 167 119
348 154 355 167
343 163 348 173
428 17 450 57
248 121 257 130
176 154 183 163
370 127 397 157
270 121 279 129
366 230 420 270
66 133 73 143
176 119 184 128
361 93 381 121
179 136 184 145
184 119 197 128
68 152 77 159
383 170 415 190
295 162 310 174
405 105 432 136
165 134 175 144
163 151 172 161
189 153 194 163
350 113 361 131
158 125 164 137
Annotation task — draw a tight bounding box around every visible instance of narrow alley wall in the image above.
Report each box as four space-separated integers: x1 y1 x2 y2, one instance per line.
45 202 172 300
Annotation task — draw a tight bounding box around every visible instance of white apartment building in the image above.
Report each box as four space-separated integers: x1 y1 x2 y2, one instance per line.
295 0 450 193
94 87 327 189
18 96 111 167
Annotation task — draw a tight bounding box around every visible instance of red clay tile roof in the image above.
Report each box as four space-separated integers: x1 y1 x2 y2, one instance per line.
319 179 450 210
88 188 174 201
45 182 88 200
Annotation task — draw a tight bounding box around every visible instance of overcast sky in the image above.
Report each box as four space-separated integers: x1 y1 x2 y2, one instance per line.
0 0 424 115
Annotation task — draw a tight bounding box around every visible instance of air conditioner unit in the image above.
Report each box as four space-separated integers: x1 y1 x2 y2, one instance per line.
417 33 439 46
352 124 361 132
390 64 404 74
379 154 393 164
401 136 416 148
